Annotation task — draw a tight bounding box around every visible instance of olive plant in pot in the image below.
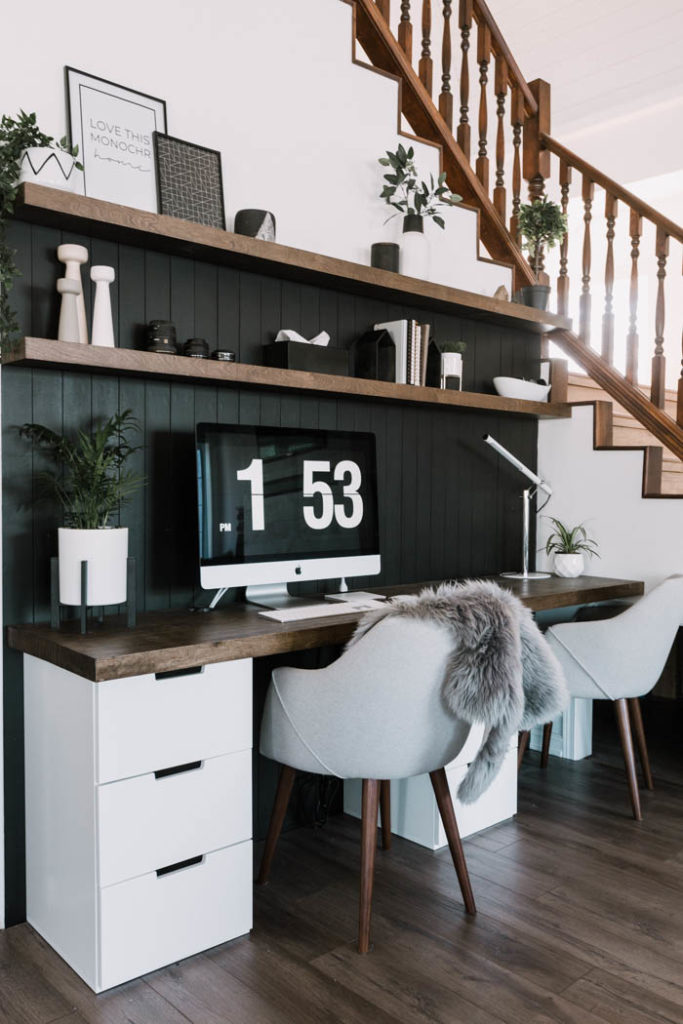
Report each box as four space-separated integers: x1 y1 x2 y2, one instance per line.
517 197 567 310
1 110 82 353
20 410 144 606
544 517 599 578
378 144 461 280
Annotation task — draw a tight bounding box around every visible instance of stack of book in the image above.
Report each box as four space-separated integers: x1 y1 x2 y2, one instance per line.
374 319 432 386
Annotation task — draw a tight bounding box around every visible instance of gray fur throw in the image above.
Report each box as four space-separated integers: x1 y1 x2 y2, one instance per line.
347 579 567 803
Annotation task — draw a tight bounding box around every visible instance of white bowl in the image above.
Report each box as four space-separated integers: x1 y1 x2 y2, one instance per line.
493 376 551 402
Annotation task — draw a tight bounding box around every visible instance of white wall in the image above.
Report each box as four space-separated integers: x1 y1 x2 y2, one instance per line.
0 0 509 298
538 406 683 590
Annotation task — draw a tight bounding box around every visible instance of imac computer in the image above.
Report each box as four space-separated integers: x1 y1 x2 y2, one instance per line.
195 423 381 608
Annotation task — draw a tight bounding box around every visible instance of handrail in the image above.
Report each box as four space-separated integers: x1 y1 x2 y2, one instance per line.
541 134 683 243
472 0 537 114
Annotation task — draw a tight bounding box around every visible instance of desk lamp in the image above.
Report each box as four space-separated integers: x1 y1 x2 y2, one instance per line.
483 433 552 580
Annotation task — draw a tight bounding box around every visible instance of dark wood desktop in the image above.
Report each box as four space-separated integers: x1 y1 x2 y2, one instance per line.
8 575 644 682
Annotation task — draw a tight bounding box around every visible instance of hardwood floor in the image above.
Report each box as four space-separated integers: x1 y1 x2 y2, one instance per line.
2 713 682 1024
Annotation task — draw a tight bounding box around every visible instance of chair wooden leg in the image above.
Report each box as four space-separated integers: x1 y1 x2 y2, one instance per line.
614 699 643 821
429 768 476 915
359 779 380 953
257 765 296 885
541 721 553 769
628 698 654 791
517 730 530 770
379 780 392 850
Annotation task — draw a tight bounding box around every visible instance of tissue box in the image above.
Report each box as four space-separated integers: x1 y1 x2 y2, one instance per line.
263 341 349 375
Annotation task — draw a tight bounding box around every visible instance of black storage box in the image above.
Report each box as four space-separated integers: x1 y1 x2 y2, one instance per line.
263 341 349 375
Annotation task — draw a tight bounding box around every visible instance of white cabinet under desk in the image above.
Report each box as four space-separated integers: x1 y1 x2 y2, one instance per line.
23 654 253 993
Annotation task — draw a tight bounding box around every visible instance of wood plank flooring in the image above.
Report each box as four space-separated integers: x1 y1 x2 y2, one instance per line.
2 708 682 1024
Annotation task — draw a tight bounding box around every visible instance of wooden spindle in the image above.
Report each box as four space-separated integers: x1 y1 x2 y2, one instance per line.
523 79 551 206
376 0 391 20
456 0 473 157
493 57 507 221
476 22 491 192
651 227 669 409
625 208 642 385
399 0 413 61
509 87 524 241
602 193 618 364
418 0 433 94
557 160 572 316
439 1 453 129
579 176 594 343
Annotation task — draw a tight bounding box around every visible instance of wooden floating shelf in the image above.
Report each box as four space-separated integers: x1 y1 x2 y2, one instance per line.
13 184 572 335
4 339 572 419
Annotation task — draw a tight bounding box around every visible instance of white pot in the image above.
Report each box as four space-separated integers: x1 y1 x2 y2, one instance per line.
554 553 584 578
441 352 463 388
400 216 429 280
17 147 79 192
58 527 128 606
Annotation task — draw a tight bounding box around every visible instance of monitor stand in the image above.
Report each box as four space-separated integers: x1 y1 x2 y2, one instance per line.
244 583 318 610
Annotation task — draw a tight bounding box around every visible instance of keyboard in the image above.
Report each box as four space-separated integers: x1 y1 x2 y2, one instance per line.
258 599 387 623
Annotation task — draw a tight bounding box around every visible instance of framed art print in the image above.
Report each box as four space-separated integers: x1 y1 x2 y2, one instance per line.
66 67 167 211
154 133 226 229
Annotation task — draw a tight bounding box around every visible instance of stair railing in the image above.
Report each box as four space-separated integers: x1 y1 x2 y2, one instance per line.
358 0 683 453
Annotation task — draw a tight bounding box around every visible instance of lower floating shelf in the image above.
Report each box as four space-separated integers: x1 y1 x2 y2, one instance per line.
4 338 571 419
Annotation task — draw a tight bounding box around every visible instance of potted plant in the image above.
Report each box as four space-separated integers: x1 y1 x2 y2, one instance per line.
378 144 461 280
1 110 82 354
20 410 144 606
517 197 567 310
544 517 599 578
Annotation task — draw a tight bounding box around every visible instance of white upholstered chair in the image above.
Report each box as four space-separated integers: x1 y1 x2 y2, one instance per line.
257 616 477 952
542 576 683 820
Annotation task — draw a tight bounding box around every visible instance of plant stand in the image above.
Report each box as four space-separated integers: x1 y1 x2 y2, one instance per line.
50 557 137 634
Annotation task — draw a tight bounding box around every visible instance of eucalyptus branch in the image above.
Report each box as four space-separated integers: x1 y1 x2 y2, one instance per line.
378 144 461 229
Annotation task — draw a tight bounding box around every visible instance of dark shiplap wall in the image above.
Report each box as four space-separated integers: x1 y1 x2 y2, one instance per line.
2 220 540 923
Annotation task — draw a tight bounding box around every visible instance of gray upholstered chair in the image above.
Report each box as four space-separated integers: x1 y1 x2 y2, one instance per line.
257 616 476 953
542 576 683 820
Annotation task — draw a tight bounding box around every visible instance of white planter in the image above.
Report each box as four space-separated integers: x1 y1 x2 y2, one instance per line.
58 527 128 606
17 147 79 192
400 216 429 280
554 553 584 578
441 352 463 389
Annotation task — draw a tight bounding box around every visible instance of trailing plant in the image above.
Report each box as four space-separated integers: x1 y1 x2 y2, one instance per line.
0 110 82 354
378 144 461 228
517 197 567 281
19 410 144 529
544 517 599 559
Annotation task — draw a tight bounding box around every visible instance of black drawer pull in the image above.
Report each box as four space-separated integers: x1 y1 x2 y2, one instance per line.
154 760 203 780
156 854 204 878
155 665 205 681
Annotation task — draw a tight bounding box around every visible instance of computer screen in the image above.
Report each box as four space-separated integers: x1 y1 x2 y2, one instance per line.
196 423 380 592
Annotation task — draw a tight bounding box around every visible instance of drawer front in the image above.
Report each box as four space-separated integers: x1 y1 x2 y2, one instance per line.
98 749 252 887
98 841 252 992
96 659 252 783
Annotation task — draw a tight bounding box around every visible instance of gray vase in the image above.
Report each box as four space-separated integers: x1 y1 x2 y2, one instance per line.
519 285 551 311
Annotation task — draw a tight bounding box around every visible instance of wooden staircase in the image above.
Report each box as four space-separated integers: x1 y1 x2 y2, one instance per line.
346 0 683 494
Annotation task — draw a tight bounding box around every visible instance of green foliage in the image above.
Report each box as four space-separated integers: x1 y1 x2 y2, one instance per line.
517 197 567 280
19 410 144 529
437 340 466 354
544 517 599 558
0 111 82 355
378 144 461 228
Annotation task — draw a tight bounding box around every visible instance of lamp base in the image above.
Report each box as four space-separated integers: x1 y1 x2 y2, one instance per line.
500 571 552 580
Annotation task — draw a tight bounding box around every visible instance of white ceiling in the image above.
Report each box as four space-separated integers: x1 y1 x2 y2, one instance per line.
488 0 683 183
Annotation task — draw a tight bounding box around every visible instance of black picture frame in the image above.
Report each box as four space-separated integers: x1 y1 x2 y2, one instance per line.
153 132 226 230
66 66 168 211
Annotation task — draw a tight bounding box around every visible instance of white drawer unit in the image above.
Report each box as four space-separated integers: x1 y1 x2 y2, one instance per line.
23 654 254 993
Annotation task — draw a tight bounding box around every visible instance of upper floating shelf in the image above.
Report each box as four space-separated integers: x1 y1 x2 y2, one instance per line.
5 338 571 419
13 184 572 335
